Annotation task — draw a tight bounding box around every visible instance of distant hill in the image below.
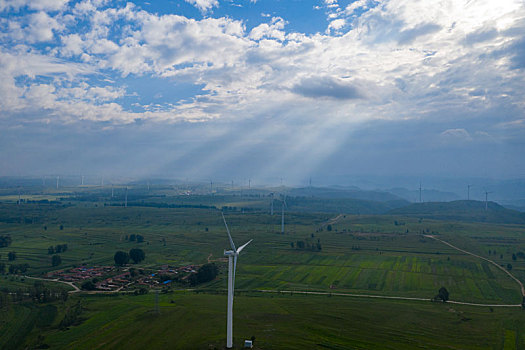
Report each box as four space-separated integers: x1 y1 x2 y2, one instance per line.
285 196 409 215
387 187 461 202
388 200 525 224
288 186 405 202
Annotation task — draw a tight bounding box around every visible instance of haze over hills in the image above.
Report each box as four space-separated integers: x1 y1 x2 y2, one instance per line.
388 200 525 225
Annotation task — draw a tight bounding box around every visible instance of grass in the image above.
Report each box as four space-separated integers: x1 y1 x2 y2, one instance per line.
33 292 525 349
0 203 523 303
1 192 525 348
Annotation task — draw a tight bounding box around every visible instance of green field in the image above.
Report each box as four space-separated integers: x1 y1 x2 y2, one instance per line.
1 189 525 348
2 292 524 349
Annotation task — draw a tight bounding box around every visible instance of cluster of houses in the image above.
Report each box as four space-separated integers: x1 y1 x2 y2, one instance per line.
48 263 200 292
48 266 114 282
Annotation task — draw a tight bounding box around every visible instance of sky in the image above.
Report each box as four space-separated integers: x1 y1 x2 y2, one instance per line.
0 0 524 186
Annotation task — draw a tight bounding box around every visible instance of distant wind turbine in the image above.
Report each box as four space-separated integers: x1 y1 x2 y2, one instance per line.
467 184 472 200
278 195 287 234
125 186 128 207
56 176 59 190
81 175 84 186
222 213 252 349
419 181 422 203
270 193 274 216
485 191 492 211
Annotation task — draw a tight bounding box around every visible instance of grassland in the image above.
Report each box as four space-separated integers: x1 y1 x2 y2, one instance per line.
1 187 525 348
2 292 524 349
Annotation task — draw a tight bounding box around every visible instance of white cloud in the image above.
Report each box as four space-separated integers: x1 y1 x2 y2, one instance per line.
0 0 524 134
440 128 473 141
0 0 69 12
184 0 219 12
326 18 345 33
26 11 63 43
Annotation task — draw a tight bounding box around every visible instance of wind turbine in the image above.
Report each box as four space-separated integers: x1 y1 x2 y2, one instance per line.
467 184 472 200
419 181 422 203
222 213 252 349
278 195 287 234
484 191 492 211
270 192 274 215
56 176 59 190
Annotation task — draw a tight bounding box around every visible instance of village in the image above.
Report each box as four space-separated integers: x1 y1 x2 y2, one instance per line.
47 264 200 292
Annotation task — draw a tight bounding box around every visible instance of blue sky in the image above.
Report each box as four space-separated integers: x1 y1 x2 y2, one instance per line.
0 0 524 186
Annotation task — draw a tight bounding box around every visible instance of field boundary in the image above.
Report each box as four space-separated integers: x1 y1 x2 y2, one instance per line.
255 289 522 308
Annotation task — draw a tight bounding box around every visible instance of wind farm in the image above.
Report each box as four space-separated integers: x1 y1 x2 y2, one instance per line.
0 180 525 348
1 0 524 348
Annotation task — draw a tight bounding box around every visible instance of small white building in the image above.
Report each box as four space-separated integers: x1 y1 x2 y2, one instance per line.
244 340 253 348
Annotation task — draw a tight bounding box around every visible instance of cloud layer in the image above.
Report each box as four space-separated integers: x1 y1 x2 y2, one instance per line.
0 0 524 180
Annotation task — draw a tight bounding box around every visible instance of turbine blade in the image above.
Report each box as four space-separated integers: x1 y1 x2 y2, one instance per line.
236 239 253 254
222 212 236 251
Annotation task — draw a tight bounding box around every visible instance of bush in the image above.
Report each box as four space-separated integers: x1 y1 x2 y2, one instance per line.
81 280 96 290
189 263 219 286
114 251 129 266
129 248 145 264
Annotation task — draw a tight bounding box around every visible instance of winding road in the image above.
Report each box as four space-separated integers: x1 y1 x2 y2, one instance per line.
424 234 525 297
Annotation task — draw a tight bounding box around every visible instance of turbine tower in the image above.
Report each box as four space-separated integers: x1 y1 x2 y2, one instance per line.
419 181 422 203
485 191 492 211
270 193 274 215
56 176 59 190
279 195 287 234
467 184 472 200
222 213 252 349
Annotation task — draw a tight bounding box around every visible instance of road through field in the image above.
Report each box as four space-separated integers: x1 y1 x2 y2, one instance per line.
424 235 525 297
23 275 80 293
255 289 522 307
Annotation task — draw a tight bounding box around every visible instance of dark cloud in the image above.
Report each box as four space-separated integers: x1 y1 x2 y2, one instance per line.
292 76 362 100
463 27 499 45
398 23 441 45
508 38 525 69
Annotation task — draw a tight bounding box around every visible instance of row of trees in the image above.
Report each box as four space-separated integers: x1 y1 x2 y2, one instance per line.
291 239 322 251
0 263 29 274
114 248 146 265
48 244 68 254
125 234 145 243
0 234 12 247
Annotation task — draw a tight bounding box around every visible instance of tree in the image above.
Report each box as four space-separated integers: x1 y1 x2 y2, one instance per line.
129 248 145 264
52 255 62 267
436 287 449 302
136 234 144 243
189 263 219 286
8 251 16 261
48 246 55 254
59 225 64 230
512 253 517 261
81 280 96 290
129 234 136 242
507 263 513 270
0 235 12 247
327 224 332 231
114 251 129 266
